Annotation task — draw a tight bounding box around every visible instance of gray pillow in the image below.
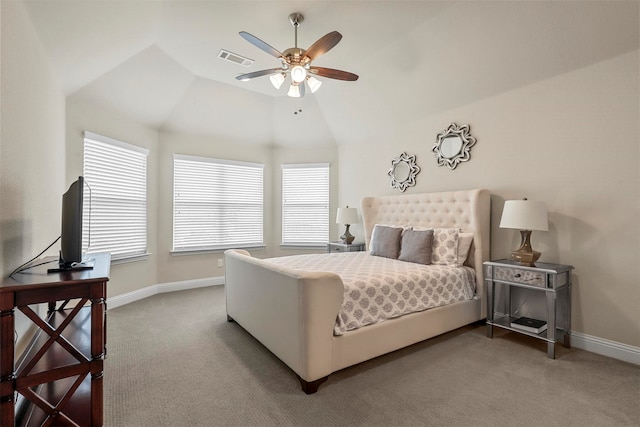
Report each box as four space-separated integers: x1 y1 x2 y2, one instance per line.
370 225 403 259
398 228 434 264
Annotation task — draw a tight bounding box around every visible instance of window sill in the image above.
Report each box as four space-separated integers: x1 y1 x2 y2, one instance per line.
171 246 266 256
107 253 151 265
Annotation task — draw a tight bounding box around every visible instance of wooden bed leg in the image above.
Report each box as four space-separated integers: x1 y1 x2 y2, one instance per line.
297 375 329 394
226 315 234 322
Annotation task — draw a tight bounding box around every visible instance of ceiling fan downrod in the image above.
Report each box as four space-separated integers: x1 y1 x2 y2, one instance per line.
288 13 303 48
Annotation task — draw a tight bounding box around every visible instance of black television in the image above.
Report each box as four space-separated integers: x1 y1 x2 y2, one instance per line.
48 176 94 273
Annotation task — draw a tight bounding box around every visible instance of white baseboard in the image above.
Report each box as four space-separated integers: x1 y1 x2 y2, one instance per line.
106 276 224 310
571 331 640 366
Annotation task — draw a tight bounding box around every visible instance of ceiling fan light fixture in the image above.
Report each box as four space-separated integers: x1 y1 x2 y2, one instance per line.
287 83 302 98
290 65 307 83
238 13 358 96
270 73 285 89
307 76 322 93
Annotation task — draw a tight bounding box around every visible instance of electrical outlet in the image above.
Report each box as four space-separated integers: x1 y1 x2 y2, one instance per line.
217 259 223 268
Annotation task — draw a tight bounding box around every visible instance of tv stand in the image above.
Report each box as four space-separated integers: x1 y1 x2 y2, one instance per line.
0 252 110 427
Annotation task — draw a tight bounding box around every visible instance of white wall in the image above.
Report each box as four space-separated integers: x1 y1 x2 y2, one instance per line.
0 1 65 341
339 51 640 348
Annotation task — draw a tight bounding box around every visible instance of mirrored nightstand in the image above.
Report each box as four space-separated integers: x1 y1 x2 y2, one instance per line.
327 241 365 253
484 259 574 359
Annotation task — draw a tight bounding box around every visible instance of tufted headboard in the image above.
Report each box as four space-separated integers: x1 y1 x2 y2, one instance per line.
361 189 491 314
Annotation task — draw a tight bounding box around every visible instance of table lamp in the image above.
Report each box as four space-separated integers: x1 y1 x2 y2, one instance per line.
336 206 359 244
499 198 548 266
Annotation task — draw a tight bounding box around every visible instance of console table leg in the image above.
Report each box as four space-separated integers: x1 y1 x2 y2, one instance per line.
91 371 104 426
0 305 15 427
90 285 106 427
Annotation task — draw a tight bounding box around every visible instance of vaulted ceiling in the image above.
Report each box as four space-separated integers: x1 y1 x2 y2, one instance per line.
23 0 639 147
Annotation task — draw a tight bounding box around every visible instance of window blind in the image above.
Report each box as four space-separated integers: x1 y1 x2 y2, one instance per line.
83 131 149 261
173 155 264 251
282 163 329 246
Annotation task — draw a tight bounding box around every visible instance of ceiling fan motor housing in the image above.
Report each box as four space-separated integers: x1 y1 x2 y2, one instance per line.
283 48 306 64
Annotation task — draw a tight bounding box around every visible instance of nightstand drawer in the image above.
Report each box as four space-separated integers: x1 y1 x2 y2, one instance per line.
494 266 546 288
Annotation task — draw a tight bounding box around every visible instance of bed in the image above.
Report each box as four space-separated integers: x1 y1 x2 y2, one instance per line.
224 188 490 393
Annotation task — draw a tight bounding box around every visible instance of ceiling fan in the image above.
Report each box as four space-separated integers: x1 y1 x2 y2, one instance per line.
236 13 359 98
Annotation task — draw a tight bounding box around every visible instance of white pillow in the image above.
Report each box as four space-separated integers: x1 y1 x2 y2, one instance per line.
431 228 459 266
457 233 474 267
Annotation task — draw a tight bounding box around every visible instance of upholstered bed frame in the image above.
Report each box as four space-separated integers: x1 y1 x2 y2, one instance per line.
224 188 490 393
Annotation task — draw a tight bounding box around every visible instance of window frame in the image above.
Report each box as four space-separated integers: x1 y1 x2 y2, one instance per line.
83 131 149 263
172 154 265 253
281 163 330 248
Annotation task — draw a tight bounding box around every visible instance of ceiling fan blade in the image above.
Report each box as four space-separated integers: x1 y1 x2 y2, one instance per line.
239 31 283 59
309 67 359 81
303 31 342 63
236 68 283 81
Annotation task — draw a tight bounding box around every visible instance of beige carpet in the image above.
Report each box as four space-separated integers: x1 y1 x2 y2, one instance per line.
105 286 639 426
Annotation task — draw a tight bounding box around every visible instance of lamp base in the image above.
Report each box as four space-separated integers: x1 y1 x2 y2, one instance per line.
510 249 541 266
510 230 541 266
340 224 355 245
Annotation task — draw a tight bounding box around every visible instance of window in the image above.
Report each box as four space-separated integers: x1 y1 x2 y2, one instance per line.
281 163 330 246
173 155 264 252
83 131 149 261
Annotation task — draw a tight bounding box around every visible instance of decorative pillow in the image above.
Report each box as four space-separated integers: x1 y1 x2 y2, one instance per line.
370 225 403 259
431 228 459 266
457 232 474 267
398 228 434 265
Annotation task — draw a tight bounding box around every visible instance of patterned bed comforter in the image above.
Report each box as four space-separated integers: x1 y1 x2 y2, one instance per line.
265 252 476 336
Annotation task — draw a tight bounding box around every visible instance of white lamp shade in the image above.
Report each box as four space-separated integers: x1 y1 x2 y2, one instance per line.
307 76 322 93
269 73 285 89
287 83 301 98
500 200 549 231
336 207 359 224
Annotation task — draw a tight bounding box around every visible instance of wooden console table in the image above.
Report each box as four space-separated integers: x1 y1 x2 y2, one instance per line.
0 252 110 426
